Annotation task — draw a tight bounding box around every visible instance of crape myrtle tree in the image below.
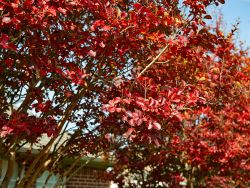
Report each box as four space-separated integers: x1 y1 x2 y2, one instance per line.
0 0 153 187
0 0 249 187
99 1 250 188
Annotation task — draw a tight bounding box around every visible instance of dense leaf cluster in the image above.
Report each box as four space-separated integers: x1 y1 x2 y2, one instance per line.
0 0 249 187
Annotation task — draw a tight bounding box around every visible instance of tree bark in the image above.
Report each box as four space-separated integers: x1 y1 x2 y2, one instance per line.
0 152 16 188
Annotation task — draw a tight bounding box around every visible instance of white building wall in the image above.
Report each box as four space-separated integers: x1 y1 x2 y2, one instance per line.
0 159 62 188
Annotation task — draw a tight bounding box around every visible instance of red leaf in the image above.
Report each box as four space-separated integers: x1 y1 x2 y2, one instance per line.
5 58 14 68
102 25 111 31
136 100 145 107
172 98 181 103
149 99 155 107
99 41 105 48
133 3 142 10
128 119 135 126
113 97 121 104
148 122 153 130
115 108 122 112
58 7 67 14
24 0 34 6
108 107 116 113
153 122 161 130
2 17 11 24
88 50 96 57
126 111 133 118
123 128 135 138
0 34 10 49
0 126 14 138
122 115 128 122
105 134 111 142
136 118 143 126
174 113 183 122
218 0 225 4
154 138 160 147
123 99 131 104
204 15 212 19
48 7 57 17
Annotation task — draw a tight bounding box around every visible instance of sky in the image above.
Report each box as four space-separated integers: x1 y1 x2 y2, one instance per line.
218 0 250 46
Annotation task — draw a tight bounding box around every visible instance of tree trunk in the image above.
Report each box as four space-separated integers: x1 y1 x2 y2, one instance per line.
0 152 16 188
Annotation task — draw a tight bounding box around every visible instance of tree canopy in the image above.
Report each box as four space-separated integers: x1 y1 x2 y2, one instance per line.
0 0 249 187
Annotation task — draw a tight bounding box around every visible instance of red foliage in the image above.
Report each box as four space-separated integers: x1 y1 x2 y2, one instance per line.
0 0 249 187
0 113 57 140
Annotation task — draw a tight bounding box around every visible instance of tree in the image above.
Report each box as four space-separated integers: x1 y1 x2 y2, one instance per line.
0 0 249 188
100 1 250 188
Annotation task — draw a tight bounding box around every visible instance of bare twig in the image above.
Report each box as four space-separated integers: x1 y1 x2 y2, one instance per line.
137 44 169 77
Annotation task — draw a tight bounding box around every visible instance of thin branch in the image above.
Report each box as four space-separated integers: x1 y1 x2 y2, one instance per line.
138 44 169 77
16 88 86 188
120 26 134 34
